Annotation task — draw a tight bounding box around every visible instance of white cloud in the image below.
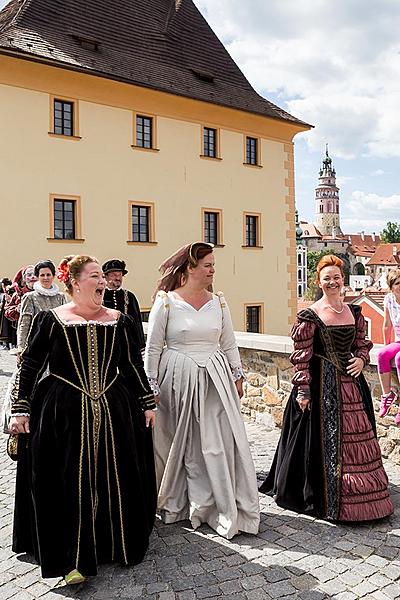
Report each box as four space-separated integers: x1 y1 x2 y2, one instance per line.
371 169 386 176
341 190 400 232
194 0 400 160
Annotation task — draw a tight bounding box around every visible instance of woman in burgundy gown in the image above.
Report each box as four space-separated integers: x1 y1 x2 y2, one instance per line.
260 255 393 521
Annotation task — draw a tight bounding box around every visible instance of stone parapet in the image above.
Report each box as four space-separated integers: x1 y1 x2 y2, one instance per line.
236 332 400 465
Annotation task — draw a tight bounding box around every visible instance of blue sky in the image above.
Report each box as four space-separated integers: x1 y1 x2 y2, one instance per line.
1 0 399 234
193 0 400 235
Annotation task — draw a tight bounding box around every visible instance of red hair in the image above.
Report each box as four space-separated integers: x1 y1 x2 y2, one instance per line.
316 255 344 283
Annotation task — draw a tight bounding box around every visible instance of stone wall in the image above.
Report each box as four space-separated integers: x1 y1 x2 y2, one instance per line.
236 333 400 466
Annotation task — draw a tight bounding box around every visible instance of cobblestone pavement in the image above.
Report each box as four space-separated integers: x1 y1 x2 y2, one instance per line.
1 348 400 600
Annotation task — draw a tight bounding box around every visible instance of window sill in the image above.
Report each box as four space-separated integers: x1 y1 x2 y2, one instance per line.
131 145 160 153
47 237 85 243
243 162 263 169
126 241 158 246
212 244 225 248
199 155 223 161
241 245 264 249
48 132 82 140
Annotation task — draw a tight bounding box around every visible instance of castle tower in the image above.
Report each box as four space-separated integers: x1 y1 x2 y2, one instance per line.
314 145 342 237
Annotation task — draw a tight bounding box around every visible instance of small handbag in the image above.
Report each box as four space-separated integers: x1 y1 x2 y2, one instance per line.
6 433 28 461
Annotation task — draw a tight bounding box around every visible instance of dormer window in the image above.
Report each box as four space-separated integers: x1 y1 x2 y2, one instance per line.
72 35 100 52
191 69 214 83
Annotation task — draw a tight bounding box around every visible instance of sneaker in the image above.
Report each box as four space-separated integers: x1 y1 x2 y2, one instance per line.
378 390 398 417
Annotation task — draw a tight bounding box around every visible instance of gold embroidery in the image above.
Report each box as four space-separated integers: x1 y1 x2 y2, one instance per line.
102 401 115 560
75 392 86 570
103 395 128 565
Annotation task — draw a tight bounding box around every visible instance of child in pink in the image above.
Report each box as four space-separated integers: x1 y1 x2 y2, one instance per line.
377 269 400 423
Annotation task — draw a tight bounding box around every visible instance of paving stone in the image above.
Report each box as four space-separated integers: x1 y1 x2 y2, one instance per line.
240 575 266 590
0 351 399 600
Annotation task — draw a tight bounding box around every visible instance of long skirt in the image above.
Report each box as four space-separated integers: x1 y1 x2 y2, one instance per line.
13 375 156 578
155 348 260 539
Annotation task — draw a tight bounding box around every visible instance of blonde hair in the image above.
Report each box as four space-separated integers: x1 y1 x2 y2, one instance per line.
57 255 98 294
387 269 400 290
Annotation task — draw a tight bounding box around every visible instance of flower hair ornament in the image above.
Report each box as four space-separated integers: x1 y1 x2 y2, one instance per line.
57 261 70 283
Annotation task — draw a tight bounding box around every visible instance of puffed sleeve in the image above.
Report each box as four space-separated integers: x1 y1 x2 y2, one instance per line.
352 309 373 366
290 318 316 401
218 293 244 379
4 292 21 322
17 293 35 351
144 294 169 394
12 312 54 415
119 315 155 410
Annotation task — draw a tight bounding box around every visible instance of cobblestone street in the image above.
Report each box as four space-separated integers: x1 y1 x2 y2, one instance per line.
1 348 400 600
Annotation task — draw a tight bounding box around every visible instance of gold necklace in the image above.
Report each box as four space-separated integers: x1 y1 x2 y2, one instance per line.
327 303 344 314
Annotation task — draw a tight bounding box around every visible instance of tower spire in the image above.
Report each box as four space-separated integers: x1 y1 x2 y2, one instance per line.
314 146 342 237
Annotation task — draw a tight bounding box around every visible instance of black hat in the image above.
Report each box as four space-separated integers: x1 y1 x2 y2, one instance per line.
102 259 128 275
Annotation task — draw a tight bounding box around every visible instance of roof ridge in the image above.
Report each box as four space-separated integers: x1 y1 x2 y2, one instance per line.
0 0 32 33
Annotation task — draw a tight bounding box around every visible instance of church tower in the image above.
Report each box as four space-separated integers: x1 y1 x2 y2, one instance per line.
314 145 342 236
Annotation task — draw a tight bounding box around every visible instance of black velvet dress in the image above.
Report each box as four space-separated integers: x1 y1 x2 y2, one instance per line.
103 288 145 350
11 310 156 578
259 306 393 521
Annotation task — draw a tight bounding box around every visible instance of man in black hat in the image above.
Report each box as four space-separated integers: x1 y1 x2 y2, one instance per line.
102 259 145 350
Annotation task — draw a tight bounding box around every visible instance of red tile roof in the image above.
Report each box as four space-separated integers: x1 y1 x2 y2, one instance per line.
366 244 400 266
347 233 381 257
299 221 322 238
0 0 310 127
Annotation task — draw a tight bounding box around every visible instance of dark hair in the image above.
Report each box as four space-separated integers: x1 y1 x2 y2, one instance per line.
315 254 344 283
153 242 214 299
57 255 98 294
34 260 56 278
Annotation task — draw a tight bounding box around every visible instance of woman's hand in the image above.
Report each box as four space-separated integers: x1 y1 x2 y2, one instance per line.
235 378 244 399
297 398 310 412
347 356 364 378
144 410 156 428
8 416 30 434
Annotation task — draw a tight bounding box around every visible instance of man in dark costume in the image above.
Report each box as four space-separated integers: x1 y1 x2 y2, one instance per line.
102 259 145 350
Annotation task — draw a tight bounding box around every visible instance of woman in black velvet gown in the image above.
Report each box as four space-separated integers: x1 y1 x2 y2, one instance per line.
8 255 157 583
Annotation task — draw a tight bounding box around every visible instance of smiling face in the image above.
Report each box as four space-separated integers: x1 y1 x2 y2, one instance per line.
24 266 37 290
188 252 215 288
72 262 106 307
38 267 54 289
318 265 344 298
105 270 123 290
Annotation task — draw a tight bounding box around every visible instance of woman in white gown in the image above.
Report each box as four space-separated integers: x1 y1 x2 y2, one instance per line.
145 242 260 539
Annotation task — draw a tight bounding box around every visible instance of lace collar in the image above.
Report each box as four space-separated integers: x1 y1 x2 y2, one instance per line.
33 281 62 297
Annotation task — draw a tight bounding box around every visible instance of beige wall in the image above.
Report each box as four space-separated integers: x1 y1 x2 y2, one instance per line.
0 55 308 334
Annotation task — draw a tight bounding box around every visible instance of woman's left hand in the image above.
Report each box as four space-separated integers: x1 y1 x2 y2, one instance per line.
347 356 364 377
144 410 156 428
235 378 244 399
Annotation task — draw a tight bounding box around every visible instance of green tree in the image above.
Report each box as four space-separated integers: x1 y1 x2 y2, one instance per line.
306 249 332 287
381 222 400 243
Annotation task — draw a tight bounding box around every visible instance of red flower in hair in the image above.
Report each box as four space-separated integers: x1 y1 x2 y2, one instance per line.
57 262 70 283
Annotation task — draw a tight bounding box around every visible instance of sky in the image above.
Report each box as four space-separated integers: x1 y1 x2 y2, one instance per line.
0 0 398 234
192 0 400 235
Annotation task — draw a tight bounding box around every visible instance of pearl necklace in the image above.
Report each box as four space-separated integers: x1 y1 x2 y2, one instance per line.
327 303 344 314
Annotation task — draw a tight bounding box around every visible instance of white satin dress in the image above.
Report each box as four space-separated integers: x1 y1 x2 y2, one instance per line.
144 291 260 539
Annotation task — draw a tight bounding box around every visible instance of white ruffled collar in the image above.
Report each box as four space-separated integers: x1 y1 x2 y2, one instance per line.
33 281 62 296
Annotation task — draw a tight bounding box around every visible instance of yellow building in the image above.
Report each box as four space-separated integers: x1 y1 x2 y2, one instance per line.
0 0 310 334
